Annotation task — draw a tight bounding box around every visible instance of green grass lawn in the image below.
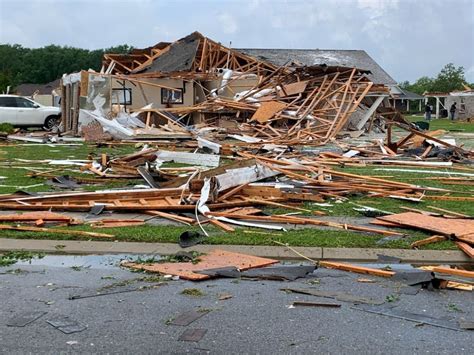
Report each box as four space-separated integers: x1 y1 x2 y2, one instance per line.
407 116 474 133
0 139 471 250
0 143 139 194
0 224 455 250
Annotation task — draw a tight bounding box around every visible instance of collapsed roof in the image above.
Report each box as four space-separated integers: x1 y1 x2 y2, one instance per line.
239 49 397 86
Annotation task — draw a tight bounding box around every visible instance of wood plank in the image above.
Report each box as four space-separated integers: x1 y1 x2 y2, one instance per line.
145 210 195 225
410 235 447 248
432 266 474 278
319 261 395 278
0 225 114 238
209 218 235 232
426 206 471 218
455 242 474 259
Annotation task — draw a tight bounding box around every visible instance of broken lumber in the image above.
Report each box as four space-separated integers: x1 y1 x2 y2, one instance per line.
0 225 114 238
319 261 395 278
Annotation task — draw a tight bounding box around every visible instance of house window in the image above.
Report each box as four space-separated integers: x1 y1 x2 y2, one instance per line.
161 88 183 105
112 88 132 105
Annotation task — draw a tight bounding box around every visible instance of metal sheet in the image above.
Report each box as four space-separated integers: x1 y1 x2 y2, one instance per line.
282 288 384 305
46 315 87 334
178 328 208 342
170 310 209 326
352 305 461 331
6 311 47 327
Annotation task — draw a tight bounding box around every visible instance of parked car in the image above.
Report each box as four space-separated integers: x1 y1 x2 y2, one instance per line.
0 95 61 130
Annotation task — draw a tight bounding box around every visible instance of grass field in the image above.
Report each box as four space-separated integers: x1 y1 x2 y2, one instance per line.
0 120 472 250
407 116 474 133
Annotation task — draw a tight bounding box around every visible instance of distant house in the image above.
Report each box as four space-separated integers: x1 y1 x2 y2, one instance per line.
446 91 474 121
389 87 424 112
15 79 61 106
425 89 474 120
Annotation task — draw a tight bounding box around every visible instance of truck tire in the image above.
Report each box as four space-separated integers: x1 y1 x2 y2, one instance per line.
44 115 60 131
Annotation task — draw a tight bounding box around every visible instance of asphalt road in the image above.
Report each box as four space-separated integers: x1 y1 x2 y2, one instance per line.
0 255 472 354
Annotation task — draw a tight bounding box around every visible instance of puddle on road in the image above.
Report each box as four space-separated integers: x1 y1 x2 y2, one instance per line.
14 254 162 269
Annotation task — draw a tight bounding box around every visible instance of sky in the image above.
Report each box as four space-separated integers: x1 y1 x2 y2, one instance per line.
0 0 473 83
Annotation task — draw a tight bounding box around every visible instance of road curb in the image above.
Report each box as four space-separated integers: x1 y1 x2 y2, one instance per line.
0 238 471 264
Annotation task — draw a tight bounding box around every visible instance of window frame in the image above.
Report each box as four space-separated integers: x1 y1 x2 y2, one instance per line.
112 88 132 106
161 88 184 105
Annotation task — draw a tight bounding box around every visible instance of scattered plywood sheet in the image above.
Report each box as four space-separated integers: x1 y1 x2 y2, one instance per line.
278 80 309 97
378 212 474 240
156 151 220 167
251 101 287 123
124 249 278 280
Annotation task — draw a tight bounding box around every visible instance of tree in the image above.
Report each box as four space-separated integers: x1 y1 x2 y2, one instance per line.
0 44 132 92
408 76 435 94
401 63 467 96
431 63 465 93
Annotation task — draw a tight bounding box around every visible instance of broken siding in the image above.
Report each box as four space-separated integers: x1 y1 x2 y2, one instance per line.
445 94 474 120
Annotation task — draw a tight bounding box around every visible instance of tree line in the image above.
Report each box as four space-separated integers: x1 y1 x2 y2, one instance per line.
0 44 132 93
399 63 470 95
0 43 471 96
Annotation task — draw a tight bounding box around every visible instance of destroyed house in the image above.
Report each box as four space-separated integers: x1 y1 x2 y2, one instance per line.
60 31 401 140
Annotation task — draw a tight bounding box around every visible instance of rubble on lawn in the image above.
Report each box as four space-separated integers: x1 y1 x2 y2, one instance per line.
1 31 473 265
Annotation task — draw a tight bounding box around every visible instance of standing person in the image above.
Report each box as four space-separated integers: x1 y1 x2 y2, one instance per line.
450 102 457 120
425 103 432 121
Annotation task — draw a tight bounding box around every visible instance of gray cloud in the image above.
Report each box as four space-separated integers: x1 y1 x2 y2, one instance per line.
0 0 472 82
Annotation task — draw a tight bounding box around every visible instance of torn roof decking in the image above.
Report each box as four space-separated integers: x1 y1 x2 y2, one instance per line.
103 32 390 86
102 42 171 74
130 32 278 77
139 32 201 73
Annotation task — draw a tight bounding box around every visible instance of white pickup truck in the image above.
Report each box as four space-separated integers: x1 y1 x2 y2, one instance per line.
0 95 61 130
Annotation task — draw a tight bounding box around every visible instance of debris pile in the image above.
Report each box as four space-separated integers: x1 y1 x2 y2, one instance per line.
55 32 405 142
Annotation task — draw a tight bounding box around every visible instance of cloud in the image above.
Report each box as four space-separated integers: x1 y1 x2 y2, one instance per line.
0 0 472 83
217 12 238 34
466 66 474 83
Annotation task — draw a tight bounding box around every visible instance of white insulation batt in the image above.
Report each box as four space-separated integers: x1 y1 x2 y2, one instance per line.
156 151 220 167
